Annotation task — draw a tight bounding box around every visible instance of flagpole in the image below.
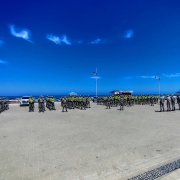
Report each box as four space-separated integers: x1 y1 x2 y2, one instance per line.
155 74 160 97
96 67 97 97
158 77 160 97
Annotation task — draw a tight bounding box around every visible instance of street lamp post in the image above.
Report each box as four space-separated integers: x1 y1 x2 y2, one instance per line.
155 75 160 96
93 68 98 97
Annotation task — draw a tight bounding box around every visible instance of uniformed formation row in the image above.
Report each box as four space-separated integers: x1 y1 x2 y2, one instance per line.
0 98 9 113
60 96 91 112
159 94 180 112
28 96 91 112
28 96 56 112
96 95 159 110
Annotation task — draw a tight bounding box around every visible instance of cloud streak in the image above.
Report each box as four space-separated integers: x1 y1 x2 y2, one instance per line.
126 73 180 79
9 25 33 43
0 40 4 46
77 40 83 44
46 34 61 44
163 73 180 77
90 38 101 44
139 76 155 79
125 76 133 79
124 29 134 39
90 76 101 79
125 76 155 79
46 34 71 45
0 60 7 64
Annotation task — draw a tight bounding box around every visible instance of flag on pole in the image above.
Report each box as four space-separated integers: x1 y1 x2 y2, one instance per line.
155 76 160 80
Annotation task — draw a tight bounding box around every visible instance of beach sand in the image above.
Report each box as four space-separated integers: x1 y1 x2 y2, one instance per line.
0 102 180 180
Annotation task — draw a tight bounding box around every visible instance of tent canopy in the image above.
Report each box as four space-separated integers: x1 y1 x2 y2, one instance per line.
69 92 78 96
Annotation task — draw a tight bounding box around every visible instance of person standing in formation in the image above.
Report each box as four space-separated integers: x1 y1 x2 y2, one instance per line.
159 95 165 112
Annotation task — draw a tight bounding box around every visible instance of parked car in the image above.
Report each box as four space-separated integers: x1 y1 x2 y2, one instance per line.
20 96 30 106
91 96 98 102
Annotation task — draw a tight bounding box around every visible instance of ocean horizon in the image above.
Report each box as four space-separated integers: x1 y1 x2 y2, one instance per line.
0 93 176 99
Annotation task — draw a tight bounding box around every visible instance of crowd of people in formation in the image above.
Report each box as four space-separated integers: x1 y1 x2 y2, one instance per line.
28 95 91 113
95 94 180 112
0 98 9 113
28 96 56 112
95 95 159 110
60 96 91 112
159 94 180 112
1 94 180 113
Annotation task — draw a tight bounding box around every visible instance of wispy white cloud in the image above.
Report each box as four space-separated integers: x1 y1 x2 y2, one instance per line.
90 38 101 44
0 40 4 46
46 34 71 45
125 75 155 79
126 73 180 79
0 60 7 64
139 76 155 79
46 34 61 44
61 35 71 45
77 40 83 44
125 76 133 79
9 25 33 43
124 29 134 39
90 76 101 79
163 73 180 77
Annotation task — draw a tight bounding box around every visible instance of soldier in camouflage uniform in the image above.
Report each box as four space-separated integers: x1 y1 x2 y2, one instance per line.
38 96 45 112
61 97 68 112
106 97 111 109
159 95 165 112
171 94 176 111
119 95 124 110
166 95 171 111
177 94 180 110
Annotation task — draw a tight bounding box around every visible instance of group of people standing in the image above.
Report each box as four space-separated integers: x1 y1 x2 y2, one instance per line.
60 96 91 112
0 97 9 114
28 96 56 112
28 95 91 112
1 94 180 113
159 94 180 112
96 95 159 110
95 94 180 112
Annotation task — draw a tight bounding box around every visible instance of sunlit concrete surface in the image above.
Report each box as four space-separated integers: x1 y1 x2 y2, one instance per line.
0 102 180 180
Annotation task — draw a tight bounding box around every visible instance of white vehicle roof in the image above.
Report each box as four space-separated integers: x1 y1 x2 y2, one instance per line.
21 96 30 98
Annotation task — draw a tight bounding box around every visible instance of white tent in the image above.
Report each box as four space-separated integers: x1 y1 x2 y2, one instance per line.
69 92 78 96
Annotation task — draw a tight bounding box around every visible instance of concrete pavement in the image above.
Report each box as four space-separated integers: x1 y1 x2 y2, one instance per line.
0 102 180 180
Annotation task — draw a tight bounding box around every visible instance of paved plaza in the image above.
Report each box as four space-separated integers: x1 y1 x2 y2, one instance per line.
0 102 180 180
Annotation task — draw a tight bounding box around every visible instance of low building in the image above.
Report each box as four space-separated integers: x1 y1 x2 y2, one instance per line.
110 90 133 95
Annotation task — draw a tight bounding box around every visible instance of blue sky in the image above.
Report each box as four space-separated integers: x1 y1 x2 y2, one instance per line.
0 0 180 96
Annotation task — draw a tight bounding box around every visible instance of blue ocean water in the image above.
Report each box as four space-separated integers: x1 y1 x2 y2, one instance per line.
0 93 163 100
0 95 109 100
